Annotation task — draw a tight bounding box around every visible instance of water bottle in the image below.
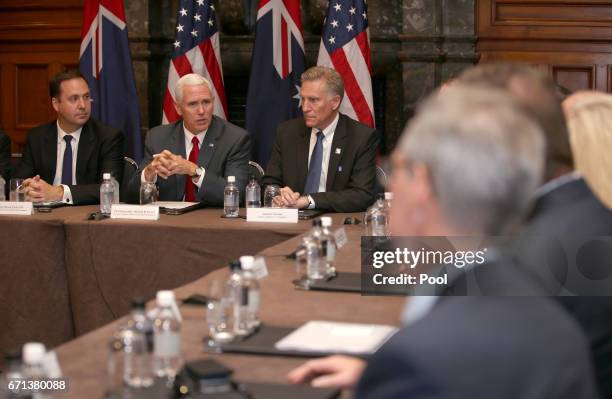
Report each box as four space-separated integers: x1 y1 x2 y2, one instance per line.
0 175 5 201
111 175 120 204
22 343 49 399
226 261 250 337
239 256 261 332
302 236 325 281
152 291 181 381
364 194 388 236
100 173 114 215
223 176 239 217
245 176 261 208
2 349 28 399
121 298 154 388
320 217 337 276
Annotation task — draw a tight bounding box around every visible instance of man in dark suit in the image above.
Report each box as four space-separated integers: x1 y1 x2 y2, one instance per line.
127 73 250 206
262 66 378 213
0 131 10 181
288 86 599 398
14 70 124 205
459 63 612 398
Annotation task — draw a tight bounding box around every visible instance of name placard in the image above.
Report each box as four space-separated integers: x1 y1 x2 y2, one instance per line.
334 227 348 248
111 204 159 220
252 256 269 279
246 207 298 223
0 201 33 215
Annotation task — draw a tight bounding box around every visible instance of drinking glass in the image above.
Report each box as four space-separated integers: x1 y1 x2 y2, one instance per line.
139 182 158 205
263 185 280 208
206 279 234 348
9 179 25 202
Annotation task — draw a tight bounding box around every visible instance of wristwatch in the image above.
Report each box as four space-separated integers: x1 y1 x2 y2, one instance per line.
191 166 204 183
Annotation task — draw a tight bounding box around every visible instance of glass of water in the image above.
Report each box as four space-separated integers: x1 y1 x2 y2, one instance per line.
139 182 157 205
263 185 280 208
9 179 25 202
206 279 234 348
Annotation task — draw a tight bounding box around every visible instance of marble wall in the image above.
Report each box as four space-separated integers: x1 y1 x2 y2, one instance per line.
124 0 475 153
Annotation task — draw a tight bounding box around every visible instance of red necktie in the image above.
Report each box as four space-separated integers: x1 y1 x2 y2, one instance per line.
185 136 200 202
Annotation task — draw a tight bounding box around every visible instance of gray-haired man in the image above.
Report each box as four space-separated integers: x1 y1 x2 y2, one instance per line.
262 66 379 213
288 85 598 399
128 73 250 206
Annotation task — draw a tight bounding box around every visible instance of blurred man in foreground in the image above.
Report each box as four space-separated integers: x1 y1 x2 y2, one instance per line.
288 85 599 398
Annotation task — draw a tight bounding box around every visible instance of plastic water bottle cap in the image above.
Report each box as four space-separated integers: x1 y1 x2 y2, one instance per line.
240 256 255 269
103 173 111 180
385 192 393 200
23 343 46 364
228 176 236 183
320 216 332 227
156 290 175 307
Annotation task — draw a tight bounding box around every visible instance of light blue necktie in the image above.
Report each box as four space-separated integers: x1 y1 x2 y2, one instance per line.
304 131 324 194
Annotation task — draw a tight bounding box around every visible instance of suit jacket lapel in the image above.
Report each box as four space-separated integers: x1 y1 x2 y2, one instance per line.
75 121 96 184
172 122 187 200
198 116 222 170
296 124 311 192
326 114 348 191
43 123 58 183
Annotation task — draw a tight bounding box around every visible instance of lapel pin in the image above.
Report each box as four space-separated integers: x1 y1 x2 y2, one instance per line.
335 148 342 155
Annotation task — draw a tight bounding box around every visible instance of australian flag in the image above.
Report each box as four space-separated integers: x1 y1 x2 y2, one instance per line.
245 0 305 168
79 0 143 163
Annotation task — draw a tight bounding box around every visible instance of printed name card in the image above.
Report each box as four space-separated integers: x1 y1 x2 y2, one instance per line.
334 227 348 248
0 201 33 215
252 256 269 279
246 208 298 223
111 204 160 220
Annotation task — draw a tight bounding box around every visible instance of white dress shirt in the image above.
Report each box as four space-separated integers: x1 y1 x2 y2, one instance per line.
141 125 207 197
306 113 339 208
53 122 82 203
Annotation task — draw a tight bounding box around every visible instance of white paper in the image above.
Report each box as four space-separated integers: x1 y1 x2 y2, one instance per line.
275 320 398 355
252 256 269 279
0 201 33 215
334 227 348 248
246 207 298 223
111 204 159 220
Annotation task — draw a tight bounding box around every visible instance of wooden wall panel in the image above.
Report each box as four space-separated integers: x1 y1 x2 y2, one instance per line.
477 0 612 95
0 0 81 154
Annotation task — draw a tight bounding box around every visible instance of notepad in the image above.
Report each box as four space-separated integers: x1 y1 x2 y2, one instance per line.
274 320 398 355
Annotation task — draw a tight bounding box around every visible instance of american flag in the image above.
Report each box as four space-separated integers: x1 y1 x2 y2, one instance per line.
317 0 374 127
162 0 228 124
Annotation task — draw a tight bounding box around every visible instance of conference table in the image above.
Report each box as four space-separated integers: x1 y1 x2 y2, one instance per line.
54 221 406 398
0 206 343 353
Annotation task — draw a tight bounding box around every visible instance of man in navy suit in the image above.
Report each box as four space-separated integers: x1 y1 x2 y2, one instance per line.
14 70 124 205
288 85 599 398
262 66 378 212
459 63 612 398
127 73 250 206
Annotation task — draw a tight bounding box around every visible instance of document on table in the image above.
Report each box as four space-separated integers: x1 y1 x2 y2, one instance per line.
156 201 199 209
274 320 398 355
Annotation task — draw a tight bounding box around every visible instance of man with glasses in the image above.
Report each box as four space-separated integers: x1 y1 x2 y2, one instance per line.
14 70 124 205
